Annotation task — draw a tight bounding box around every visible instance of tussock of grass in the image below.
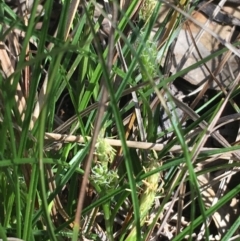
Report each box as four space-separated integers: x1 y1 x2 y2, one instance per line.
1 0 240 240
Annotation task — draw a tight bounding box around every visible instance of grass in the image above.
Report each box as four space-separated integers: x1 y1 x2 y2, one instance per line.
1 0 240 240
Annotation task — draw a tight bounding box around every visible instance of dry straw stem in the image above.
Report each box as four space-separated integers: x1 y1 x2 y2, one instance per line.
0 239 25 241
44 132 239 160
0 42 26 120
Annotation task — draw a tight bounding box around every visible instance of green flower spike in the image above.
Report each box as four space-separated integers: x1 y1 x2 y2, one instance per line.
126 160 160 241
140 0 157 23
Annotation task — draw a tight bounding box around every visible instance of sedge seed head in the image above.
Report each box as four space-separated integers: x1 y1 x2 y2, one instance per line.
135 32 158 81
140 0 157 22
91 165 118 191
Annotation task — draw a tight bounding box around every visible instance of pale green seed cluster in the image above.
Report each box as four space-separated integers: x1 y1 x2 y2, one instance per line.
91 164 118 191
139 163 159 220
135 31 158 82
91 128 118 191
95 136 116 166
140 38 158 81
126 161 159 241
140 0 157 23
95 127 116 165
